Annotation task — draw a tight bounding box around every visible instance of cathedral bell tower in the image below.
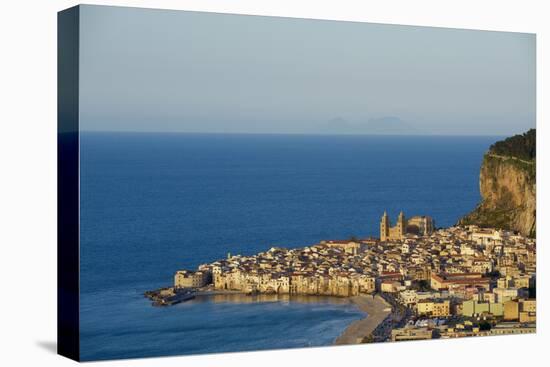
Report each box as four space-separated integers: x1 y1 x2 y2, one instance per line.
380 210 390 241
397 211 406 238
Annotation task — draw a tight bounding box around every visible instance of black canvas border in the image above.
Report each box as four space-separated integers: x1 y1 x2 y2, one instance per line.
57 5 80 362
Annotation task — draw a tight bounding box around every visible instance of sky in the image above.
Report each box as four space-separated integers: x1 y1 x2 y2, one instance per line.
79 5 536 136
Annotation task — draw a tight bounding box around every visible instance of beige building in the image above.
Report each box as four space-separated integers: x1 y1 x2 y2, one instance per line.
490 323 535 335
417 299 450 317
470 229 504 245
497 276 513 289
519 299 536 323
462 300 503 317
407 216 435 236
430 273 490 291
512 275 532 289
417 300 433 315
322 240 363 255
493 288 519 303
391 327 433 341
519 311 536 323
503 300 519 320
380 280 401 293
174 270 210 288
432 300 451 317
520 299 536 313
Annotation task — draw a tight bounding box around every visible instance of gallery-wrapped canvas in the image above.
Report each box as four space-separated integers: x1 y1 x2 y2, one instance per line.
58 4 536 362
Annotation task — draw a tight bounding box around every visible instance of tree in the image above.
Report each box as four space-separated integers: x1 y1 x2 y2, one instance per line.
489 129 536 161
412 280 431 291
479 321 492 331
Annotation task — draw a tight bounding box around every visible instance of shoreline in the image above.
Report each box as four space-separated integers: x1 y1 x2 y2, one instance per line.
334 294 392 345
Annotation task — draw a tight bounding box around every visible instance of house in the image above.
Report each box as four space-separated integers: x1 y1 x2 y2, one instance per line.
174 270 211 288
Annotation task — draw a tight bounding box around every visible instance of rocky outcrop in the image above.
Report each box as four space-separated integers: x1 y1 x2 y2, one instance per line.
459 130 536 237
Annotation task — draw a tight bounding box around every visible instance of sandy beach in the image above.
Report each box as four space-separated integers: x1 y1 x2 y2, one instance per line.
334 295 392 345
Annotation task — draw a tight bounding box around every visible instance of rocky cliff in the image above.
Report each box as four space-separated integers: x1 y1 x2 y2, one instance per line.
459 130 536 237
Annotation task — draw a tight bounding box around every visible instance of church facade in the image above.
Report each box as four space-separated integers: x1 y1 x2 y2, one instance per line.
380 211 434 241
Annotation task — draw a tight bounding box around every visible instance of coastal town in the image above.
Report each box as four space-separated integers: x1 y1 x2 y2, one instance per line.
148 211 536 344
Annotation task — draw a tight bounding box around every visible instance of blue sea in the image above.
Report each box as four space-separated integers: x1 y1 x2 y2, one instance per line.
79 132 498 360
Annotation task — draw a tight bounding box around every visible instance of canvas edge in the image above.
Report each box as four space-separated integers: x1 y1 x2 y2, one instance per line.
57 4 80 362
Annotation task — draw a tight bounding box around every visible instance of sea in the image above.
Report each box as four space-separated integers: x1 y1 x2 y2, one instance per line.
79 132 499 360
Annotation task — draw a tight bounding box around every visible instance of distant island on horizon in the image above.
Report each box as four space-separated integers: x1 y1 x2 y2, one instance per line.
78 129 520 138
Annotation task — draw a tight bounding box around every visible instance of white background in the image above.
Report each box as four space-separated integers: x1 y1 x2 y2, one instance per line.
0 0 548 366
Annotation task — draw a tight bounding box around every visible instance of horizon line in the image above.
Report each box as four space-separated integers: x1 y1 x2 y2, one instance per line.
76 130 512 138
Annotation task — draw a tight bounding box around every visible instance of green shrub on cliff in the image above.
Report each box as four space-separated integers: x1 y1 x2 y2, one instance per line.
489 129 536 161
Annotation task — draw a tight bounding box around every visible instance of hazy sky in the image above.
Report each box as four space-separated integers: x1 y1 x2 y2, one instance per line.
79 5 535 136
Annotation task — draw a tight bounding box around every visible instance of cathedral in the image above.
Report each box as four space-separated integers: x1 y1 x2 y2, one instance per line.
380 211 434 241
